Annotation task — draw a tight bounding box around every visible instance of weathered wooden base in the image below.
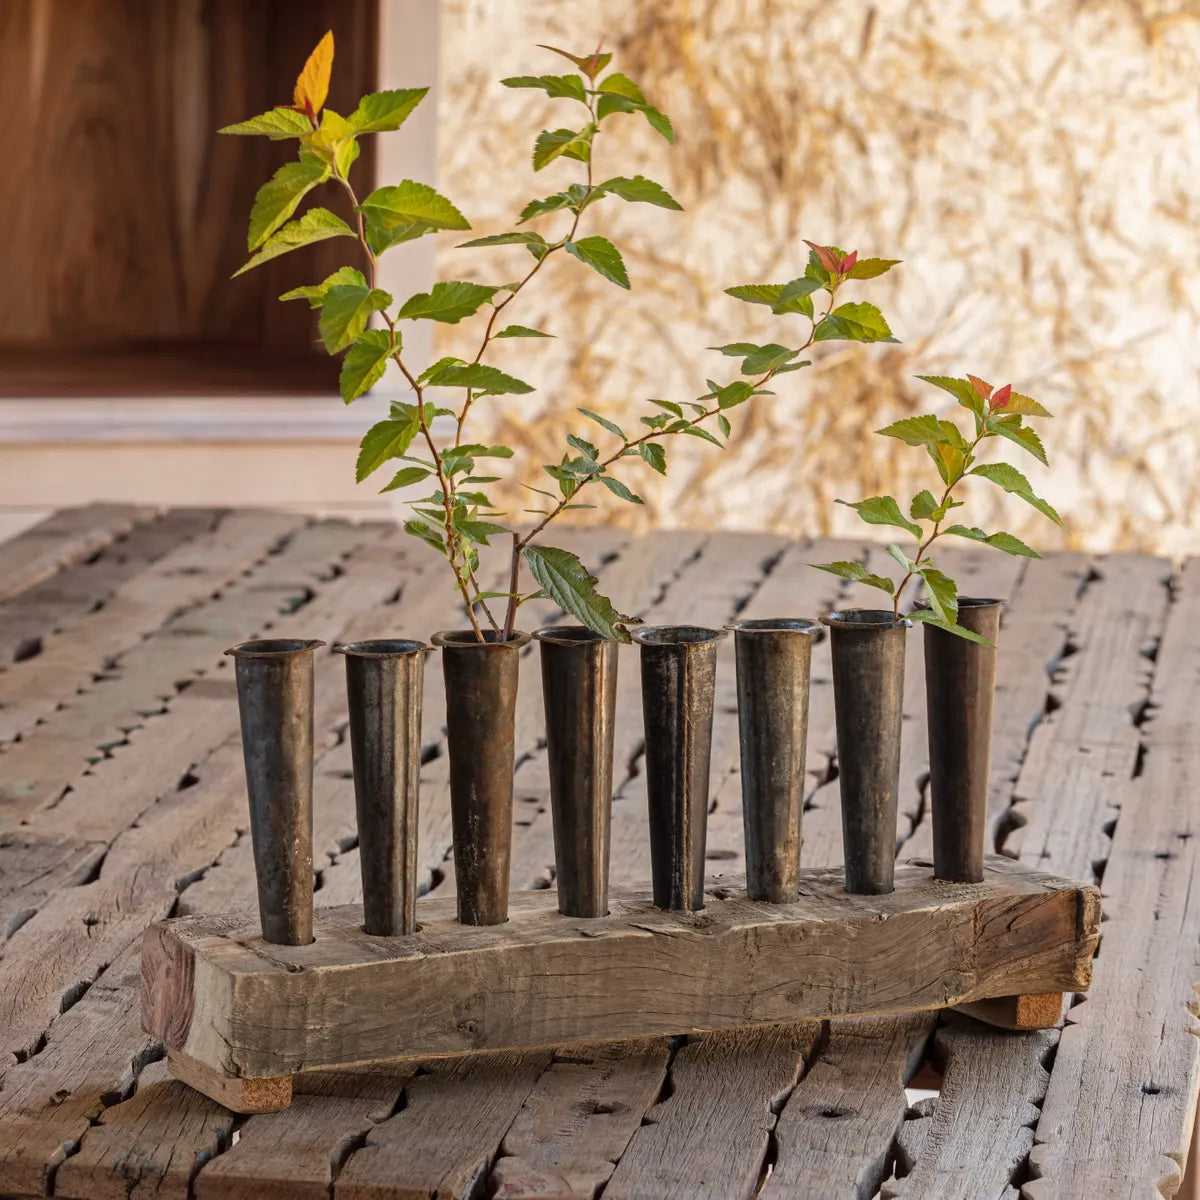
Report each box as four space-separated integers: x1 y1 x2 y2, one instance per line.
141 856 1098 1112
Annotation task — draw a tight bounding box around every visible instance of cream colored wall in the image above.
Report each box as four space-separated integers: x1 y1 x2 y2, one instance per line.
433 0 1200 556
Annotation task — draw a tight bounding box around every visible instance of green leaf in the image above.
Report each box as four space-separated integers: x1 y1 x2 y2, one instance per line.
502 74 587 101
379 465 432 493
916 374 986 422
522 545 632 641
600 475 643 504
454 519 509 545
877 414 969 452
909 489 943 521
1005 391 1053 418
247 159 328 250
318 285 392 354
518 186 588 223
886 542 915 573
774 277 822 315
579 408 624 437
917 564 958 623
495 324 554 339
596 175 682 210
455 444 515 458
846 257 902 280
836 495 922 538
457 231 549 250
334 136 360 178
682 425 724 448
724 284 783 307
533 126 596 169
943 525 1041 558
647 398 684 418
717 414 731 438
989 414 1048 465
928 441 966 486
232 208 354 276
639 443 667 474
596 72 645 102
710 342 762 357
811 561 895 594
641 106 674 142
814 301 895 343
564 236 629 288
339 328 395 402
403 518 445 555
708 379 755 410
773 361 812 376
969 462 1065 527
908 609 994 645
423 362 534 394
740 344 799 375
365 218 437 255
567 433 599 460
357 414 420 481
219 107 313 138
279 266 366 307
359 181 470 231
397 281 498 323
347 87 428 132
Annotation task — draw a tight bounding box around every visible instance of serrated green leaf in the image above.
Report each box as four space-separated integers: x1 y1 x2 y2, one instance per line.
909 489 943 521
339 328 395 402
458 231 549 250
916 374 986 422
379 465 432 493
247 159 328 250
1004 391 1053 418
596 175 682 210
741 344 800 375
717 414 732 438
641 105 674 142
564 236 629 288
969 462 1065 527
533 126 596 170
682 425 724 448
397 281 498 323
928 441 966 486
707 379 755 410
454 518 509 545
638 443 667 474
232 208 354 276
523 545 631 641
347 87 428 132
318 285 392 354
774 276 821 315
917 564 958 623
647 398 684 418
504 73 587 100
724 284 783 307
811 561 895 594
989 414 1048 465
887 542 914 572
518 186 587 223
364 218 437 255
279 266 366 307
846 257 902 280
596 72 645 102
600 475 643 504
219 107 313 139
836 495 922 538
403 518 445 555
942 525 1041 558
357 415 420 481
908 609 994 645
814 301 895 343
359 181 470 232
495 324 554 339
578 408 624 438
423 362 534 394
710 342 762 357
877 414 969 452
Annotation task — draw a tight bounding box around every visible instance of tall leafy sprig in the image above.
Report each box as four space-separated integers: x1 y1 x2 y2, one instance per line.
813 374 1063 641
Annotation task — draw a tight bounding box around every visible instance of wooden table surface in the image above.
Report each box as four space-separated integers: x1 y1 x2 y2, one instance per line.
0 505 1197 1200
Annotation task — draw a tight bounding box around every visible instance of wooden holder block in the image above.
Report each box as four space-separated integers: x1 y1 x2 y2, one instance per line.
141 856 1098 1112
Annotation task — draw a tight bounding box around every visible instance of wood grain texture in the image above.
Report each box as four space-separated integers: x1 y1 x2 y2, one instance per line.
143 860 1097 1090
169 1052 291 1115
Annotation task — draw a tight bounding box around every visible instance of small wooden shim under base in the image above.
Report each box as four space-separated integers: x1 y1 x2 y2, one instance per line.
141 856 1099 1112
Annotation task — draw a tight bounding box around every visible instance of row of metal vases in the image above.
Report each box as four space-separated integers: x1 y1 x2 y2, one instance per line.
225 599 1001 947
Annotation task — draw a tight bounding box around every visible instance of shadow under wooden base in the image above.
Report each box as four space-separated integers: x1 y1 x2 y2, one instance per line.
168 1051 292 1114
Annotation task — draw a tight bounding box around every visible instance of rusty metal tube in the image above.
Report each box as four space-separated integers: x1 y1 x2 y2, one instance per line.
433 629 531 926
225 638 324 945
633 625 727 912
822 611 908 896
335 639 431 936
533 626 619 918
923 598 1003 884
728 617 821 903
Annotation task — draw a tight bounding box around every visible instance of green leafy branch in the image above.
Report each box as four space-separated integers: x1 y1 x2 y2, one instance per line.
814 373 1062 642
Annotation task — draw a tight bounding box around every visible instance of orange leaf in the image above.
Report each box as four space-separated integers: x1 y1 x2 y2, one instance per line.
990 383 1012 409
966 373 993 399
294 31 334 117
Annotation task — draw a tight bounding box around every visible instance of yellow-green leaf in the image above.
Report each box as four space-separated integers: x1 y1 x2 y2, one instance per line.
246 159 328 250
339 329 396 403
219 108 313 139
232 208 354 276
294 31 334 115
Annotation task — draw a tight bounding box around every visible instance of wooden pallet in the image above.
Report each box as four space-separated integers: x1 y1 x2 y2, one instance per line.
141 856 1099 1112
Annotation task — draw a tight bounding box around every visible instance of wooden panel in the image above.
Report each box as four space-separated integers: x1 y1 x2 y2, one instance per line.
142 861 1097 1092
0 0 376 370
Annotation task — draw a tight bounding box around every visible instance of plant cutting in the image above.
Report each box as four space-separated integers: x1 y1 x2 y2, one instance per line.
814 373 1061 891
221 32 898 921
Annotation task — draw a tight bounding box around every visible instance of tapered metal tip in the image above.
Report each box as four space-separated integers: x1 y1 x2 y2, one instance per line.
225 639 325 657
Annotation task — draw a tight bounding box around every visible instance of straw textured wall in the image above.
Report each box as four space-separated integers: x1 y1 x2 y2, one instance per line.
434 0 1200 554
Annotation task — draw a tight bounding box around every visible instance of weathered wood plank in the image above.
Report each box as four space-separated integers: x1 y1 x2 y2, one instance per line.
0 503 152 602
602 1024 818 1200
332 1049 553 1200
489 1040 671 1200
143 861 1096 1089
